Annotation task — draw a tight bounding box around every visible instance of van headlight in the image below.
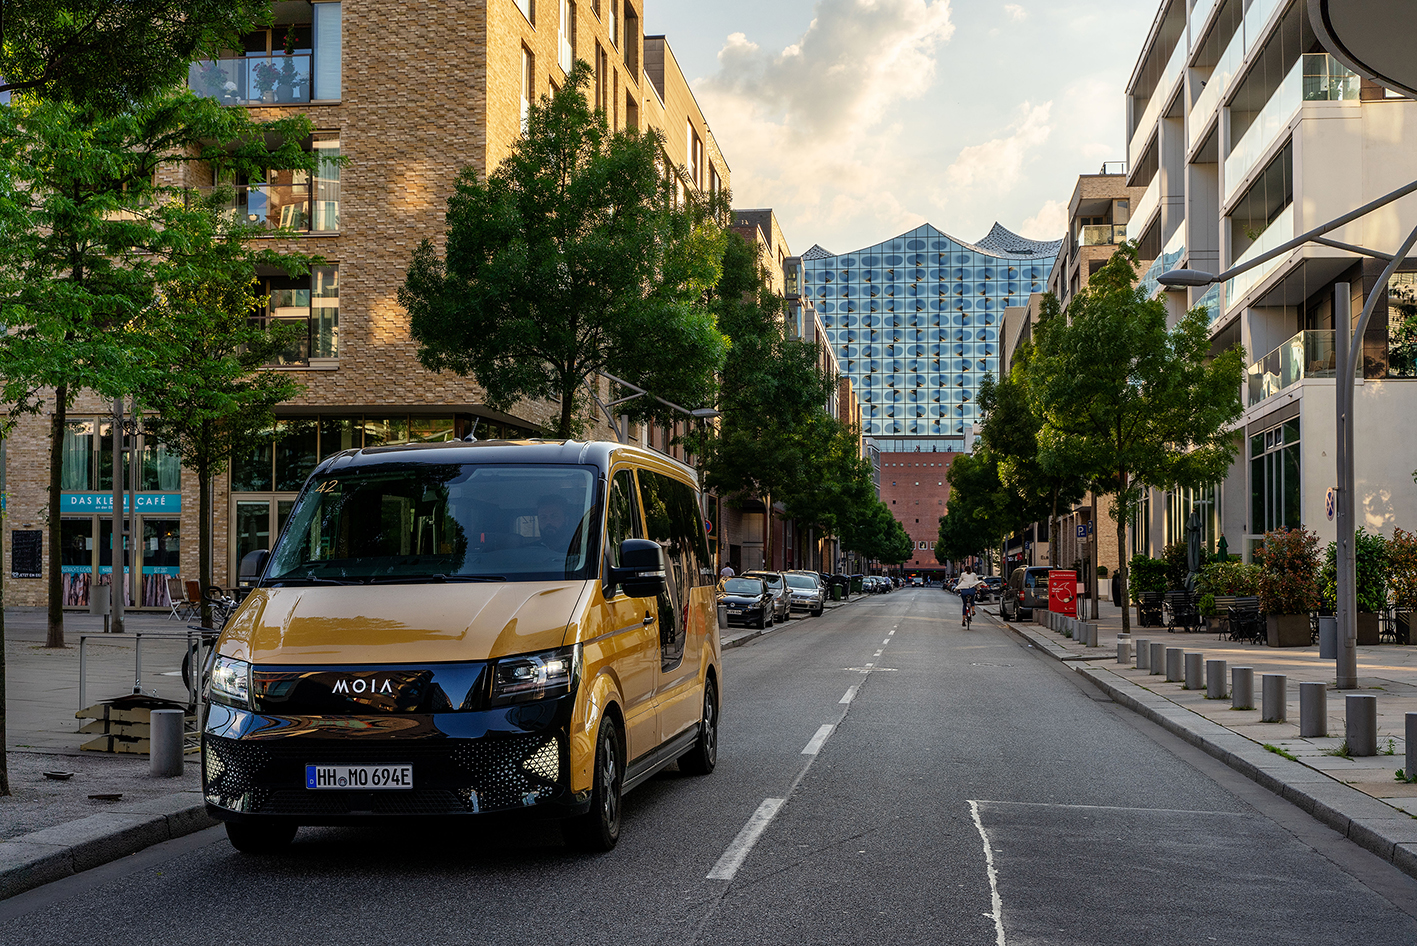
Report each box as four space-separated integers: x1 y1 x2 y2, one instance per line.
491 646 579 707
209 656 251 707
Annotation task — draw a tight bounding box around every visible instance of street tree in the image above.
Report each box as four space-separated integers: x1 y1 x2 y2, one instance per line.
133 192 311 628
0 91 316 648
0 0 269 113
1029 243 1245 631
400 62 728 438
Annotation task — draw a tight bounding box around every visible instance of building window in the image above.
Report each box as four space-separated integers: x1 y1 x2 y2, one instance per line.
609 0 618 47
187 1 341 105
253 264 340 365
219 133 340 233
687 122 703 191
515 0 535 25
622 3 638 72
1250 420 1301 544
559 0 575 73
521 46 535 131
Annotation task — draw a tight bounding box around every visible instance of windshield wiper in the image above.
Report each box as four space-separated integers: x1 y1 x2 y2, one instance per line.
365 574 508 584
267 573 364 586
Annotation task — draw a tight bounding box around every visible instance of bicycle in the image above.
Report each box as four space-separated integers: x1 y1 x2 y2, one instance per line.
179 587 241 690
960 591 976 629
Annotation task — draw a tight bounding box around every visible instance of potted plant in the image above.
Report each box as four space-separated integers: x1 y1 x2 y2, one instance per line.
1128 553 1167 625
1162 541 1189 590
1257 528 1321 646
1322 527 1390 644
1387 527 1417 642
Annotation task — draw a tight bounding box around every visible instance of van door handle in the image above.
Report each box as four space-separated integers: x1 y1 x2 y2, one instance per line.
642 612 655 626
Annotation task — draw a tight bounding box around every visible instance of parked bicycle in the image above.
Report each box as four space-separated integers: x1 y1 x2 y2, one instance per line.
179 586 241 690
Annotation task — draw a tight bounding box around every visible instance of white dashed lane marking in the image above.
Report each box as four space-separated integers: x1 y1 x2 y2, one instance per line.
801 724 835 755
840 686 859 704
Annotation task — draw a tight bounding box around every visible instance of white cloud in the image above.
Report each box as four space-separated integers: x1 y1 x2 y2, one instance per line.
1003 4 1027 21
1018 199 1067 241
945 101 1053 194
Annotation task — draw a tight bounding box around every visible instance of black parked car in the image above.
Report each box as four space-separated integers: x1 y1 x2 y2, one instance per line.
718 576 775 629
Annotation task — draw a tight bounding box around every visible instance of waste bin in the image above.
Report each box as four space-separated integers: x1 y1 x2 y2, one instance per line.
850 574 864 595
1318 615 1337 659
830 584 843 602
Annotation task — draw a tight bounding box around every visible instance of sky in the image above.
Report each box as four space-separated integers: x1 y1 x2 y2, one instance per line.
645 0 1157 257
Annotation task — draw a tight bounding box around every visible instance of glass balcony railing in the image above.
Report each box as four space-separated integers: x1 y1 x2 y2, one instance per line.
1129 37 1186 170
1190 18 1245 151
188 54 312 106
1080 224 1127 247
1224 54 1357 202
1189 0 1218 41
1224 202 1294 311
1132 173 1161 234
1247 330 1336 405
1243 0 1282 56
1196 283 1221 326
206 180 339 233
1140 227 1184 299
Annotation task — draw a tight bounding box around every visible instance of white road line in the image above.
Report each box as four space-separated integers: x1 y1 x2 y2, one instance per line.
882 638 891 646
840 685 859 704
801 723 835 755
873 649 883 657
707 798 785 881
969 800 1007 946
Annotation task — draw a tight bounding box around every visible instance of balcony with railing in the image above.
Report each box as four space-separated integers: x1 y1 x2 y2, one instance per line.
218 181 339 233
1080 224 1128 247
1224 202 1293 312
189 55 313 106
1224 54 1358 202
1132 172 1161 235
1247 330 1335 405
1190 17 1245 151
1140 226 1184 299
1129 36 1186 170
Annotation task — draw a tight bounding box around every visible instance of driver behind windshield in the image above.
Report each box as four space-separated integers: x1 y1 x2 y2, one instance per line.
535 494 572 553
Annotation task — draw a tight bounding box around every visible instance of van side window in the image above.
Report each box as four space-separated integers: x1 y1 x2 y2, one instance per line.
638 470 707 671
605 469 642 583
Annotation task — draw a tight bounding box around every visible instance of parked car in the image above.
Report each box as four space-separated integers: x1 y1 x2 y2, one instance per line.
1000 566 1051 621
784 571 826 616
980 575 1005 602
744 571 792 623
863 576 884 594
718 576 775 629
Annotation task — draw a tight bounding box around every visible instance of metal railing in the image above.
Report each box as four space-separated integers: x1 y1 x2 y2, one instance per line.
1080 224 1127 247
188 54 313 105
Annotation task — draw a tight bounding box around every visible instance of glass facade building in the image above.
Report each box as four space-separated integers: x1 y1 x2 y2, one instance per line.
803 223 1060 444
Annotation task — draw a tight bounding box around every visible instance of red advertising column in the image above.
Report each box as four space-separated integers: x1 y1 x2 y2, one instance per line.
1048 570 1077 614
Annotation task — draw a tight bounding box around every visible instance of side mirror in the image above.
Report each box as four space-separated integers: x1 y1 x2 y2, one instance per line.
608 539 666 599
238 549 270 587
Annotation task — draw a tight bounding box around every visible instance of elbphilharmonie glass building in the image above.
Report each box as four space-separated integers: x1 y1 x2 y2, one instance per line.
803 223 1060 447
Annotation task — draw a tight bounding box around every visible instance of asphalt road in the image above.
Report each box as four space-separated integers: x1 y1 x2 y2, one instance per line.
5 588 1417 944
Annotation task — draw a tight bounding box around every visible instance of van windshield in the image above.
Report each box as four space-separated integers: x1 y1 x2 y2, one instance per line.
266 463 600 584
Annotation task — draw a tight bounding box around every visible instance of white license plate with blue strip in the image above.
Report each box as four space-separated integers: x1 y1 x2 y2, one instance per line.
306 764 413 790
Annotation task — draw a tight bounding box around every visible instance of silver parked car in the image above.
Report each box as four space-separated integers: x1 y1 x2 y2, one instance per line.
783 571 826 617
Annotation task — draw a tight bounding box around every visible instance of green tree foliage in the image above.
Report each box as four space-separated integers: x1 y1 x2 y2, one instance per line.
1029 243 1246 630
1127 554 1168 600
0 90 316 647
1389 528 1417 611
133 192 311 627
1256 527 1323 615
400 63 728 438
1162 541 1190 590
937 507 987 564
1321 527 1390 613
0 0 270 113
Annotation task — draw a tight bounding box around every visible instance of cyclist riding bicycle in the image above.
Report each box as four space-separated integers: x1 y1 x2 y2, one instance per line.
955 568 984 627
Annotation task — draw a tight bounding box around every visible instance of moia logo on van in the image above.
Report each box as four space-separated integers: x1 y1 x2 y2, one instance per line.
332 678 396 695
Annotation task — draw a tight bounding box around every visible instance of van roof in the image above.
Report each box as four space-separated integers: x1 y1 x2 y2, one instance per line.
311 439 699 483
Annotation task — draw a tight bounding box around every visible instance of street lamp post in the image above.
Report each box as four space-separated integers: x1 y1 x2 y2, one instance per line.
1159 182 1417 688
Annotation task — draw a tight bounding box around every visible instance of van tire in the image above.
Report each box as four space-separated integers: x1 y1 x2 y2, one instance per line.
225 821 297 854
678 681 718 776
565 716 624 852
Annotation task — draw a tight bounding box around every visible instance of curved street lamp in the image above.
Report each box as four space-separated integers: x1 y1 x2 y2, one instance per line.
1157 181 1417 689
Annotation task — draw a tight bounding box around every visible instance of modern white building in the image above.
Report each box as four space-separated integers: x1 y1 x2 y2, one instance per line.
1127 0 1417 560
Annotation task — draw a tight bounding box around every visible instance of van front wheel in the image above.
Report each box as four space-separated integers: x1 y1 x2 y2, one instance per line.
678 681 718 776
565 716 624 852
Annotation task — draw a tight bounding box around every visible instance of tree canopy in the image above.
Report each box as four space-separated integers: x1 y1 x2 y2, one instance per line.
400 62 729 438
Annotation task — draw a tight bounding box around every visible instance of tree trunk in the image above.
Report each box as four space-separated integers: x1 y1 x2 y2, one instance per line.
46 386 67 648
199 458 213 629
1117 471 1130 634
559 374 576 439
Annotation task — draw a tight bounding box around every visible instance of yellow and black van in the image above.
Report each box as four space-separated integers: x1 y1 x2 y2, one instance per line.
202 440 720 852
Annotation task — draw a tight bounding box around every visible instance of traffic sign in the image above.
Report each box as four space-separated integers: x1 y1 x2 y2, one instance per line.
1326 487 1336 521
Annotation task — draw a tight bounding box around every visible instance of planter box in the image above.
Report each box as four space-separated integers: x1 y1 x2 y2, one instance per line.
1266 613 1311 647
1358 611 1380 645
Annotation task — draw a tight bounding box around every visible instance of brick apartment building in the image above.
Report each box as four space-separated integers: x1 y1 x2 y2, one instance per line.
877 450 959 577
2 0 735 610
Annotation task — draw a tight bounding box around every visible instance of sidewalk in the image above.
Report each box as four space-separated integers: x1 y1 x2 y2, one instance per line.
987 598 1417 880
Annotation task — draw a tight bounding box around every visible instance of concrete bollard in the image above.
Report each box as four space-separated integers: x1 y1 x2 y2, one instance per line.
1117 638 1132 663
1135 638 1150 670
718 603 728 630
1087 624 1100 647
1407 713 1417 781
1183 652 1204 690
1232 667 1255 709
1261 674 1287 722
150 708 185 777
1206 659 1227 699
1346 694 1378 756
1299 682 1327 738
1165 647 1184 682
1150 641 1166 675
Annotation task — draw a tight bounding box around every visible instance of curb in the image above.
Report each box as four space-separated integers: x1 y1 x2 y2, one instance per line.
998 616 1417 881
0 792 216 901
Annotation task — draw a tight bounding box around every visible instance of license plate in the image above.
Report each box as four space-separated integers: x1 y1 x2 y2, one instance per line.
306 764 413 790
729 609 743 614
